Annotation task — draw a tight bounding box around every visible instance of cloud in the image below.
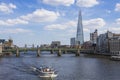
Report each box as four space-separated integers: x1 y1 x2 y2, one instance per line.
104 19 120 33
116 18 120 24
45 18 105 31
115 3 120 11
83 28 90 32
109 27 120 33
0 9 59 26
0 28 31 34
83 18 106 29
68 29 76 33
0 18 28 26
0 3 16 14
42 0 74 6
44 20 76 30
20 9 60 22
76 0 99 8
44 24 67 30
68 28 90 34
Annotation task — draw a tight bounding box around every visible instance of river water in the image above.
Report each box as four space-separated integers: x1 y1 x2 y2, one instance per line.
0 51 120 80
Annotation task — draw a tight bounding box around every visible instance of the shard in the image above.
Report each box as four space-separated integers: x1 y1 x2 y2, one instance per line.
76 10 84 45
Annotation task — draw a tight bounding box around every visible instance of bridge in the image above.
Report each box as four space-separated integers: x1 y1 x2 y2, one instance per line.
2 47 83 57
1 46 94 57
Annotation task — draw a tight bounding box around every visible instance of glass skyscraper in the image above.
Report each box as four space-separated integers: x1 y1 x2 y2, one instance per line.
76 10 84 45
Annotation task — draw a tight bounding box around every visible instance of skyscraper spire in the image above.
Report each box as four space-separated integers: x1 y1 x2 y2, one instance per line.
76 10 84 45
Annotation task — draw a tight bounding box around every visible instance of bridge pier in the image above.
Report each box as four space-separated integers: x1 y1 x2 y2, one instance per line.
50 49 54 54
63 50 67 54
0 45 3 57
37 48 40 57
57 49 61 56
16 48 20 57
76 49 80 56
24 48 27 54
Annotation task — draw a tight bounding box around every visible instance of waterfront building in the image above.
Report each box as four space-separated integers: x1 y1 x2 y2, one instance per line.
70 37 76 46
90 29 98 44
82 41 93 49
40 44 50 48
97 31 113 54
51 41 61 48
109 36 120 55
97 31 120 55
3 38 14 49
76 10 84 45
0 39 5 44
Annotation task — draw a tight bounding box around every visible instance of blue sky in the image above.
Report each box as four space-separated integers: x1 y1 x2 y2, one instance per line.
0 0 120 46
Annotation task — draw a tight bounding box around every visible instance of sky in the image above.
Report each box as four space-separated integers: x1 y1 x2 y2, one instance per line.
0 0 120 47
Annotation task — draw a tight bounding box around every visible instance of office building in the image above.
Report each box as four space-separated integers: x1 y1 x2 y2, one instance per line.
76 10 84 45
70 37 76 46
90 29 98 44
51 41 61 48
97 31 120 54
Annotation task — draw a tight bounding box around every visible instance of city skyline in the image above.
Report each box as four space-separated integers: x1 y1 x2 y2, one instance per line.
0 0 120 46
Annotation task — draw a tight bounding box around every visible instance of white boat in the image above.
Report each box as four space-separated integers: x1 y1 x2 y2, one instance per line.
39 66 58 78
31 66 58 78
110 55 120 61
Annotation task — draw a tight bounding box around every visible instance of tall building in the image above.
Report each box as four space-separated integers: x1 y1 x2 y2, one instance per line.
70 37 76 46
90 29 98 44
97 31 113 53
109 37 120 55
76 10 84 45
96 31 120 54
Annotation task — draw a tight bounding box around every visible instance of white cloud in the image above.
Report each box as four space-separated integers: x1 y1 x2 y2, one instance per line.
83 28 90 32
83 18 106 29
68 29 76 33
0 28 31 34
115 3 120 11
0 3 16 14
116 18 120 24
45 18 105 31
45 24 67 30
42 0 74 6
110 27 120 33
76 0 99 8
0 9 59 26
67 28 90 34
0 18 28 26
21 9 60 22
44 20 76 30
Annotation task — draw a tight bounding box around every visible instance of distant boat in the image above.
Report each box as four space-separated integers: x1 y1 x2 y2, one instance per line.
31 66 58 78
110 55 120 61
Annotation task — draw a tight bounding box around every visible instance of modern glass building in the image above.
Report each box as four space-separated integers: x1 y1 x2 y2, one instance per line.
70 37 76 46
76 10 84 45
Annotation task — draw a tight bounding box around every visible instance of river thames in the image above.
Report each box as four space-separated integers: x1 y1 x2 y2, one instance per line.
0 52 120 80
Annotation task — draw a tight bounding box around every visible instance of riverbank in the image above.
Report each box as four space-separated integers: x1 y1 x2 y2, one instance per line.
82 53 111 59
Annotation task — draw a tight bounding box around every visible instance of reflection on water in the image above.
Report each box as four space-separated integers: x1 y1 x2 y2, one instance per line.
0 52 120 80
40 77 55 80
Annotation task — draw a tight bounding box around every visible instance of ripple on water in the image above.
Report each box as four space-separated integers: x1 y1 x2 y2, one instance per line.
0 53 120 80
